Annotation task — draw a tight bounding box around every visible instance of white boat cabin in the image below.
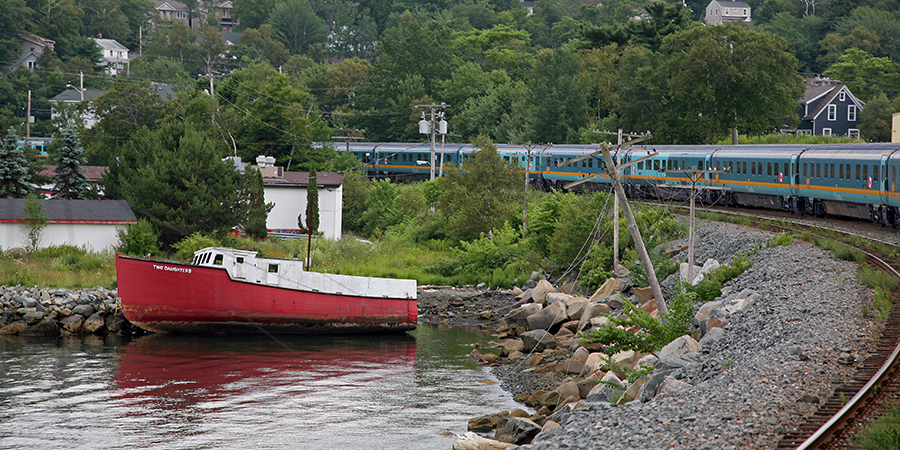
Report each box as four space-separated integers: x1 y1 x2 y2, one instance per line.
191 247 416 300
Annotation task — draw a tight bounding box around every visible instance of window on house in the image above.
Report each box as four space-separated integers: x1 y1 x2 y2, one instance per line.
827 105 836 121
743 9 747 15
848 105 857 122
839 91 845 102
823 128 832 136
849 129 860 138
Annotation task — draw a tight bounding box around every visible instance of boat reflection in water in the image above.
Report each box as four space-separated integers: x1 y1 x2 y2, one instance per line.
114 333 426 449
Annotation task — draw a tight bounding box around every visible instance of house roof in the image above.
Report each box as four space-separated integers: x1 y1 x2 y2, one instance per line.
18 34 55 48
802 84 865 121
0 199 136 223
50 89 106 102
39 165 107 181
94 38 128 52
711 0 751 7
264 172 345 188
154 0 189 11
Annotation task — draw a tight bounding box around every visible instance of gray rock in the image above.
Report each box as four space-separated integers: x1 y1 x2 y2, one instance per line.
494 417 541 445
526 301 567 332
71 304 95 317
22 310 44 325
20 320 60 336
60 314 85 333
505 303 543 325
83 312 107 334
520 330 557 353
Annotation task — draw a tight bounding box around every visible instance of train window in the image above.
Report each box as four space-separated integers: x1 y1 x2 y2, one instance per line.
839 164 843 180
816 163 821 178
802 163 807 177
752 162 757 175
830 164 835 179
767 162 772 176
856 164 861 181
894 167 897 184
682 160 686 170
874 165 879 182
863 165 868 182
823 164 828 178
653 160 659 171
588 159 593 169
742 162 747 175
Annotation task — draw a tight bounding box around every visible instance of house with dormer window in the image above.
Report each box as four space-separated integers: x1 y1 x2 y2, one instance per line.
795 77 865 137
705 0 752 25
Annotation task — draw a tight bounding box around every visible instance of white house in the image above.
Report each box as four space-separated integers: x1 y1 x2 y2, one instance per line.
250 156 344 240
94 38 129 76
48 89 105 129
0 199 136 252
705 0 751 25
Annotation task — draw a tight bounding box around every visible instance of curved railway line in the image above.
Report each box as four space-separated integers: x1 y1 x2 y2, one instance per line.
656 201 900 449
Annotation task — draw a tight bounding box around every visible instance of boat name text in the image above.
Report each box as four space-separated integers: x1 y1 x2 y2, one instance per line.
153 264 192 273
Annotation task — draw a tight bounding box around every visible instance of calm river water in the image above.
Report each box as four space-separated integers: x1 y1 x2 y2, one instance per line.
0 326 523 450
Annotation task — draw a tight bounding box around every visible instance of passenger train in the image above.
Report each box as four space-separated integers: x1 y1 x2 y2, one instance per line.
330 141 900 227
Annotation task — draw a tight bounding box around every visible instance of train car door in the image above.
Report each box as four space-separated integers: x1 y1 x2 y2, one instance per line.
790 152 802 197
880 154 891 206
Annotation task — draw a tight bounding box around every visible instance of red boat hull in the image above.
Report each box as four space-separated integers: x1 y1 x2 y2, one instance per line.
116 255 417 334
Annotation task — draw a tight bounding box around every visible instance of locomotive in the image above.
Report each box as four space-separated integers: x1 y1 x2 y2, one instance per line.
331 141 900 227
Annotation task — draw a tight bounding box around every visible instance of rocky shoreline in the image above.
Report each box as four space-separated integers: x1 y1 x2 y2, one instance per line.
436 221 877 450
0 286 145 337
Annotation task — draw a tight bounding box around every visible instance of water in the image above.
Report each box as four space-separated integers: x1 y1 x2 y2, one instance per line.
0 326 523 450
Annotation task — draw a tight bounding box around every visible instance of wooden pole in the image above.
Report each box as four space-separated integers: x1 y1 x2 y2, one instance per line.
599 143 668 316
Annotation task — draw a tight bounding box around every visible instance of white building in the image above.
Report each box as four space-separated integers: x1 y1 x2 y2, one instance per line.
0 199 136 252
705 0 751 25
48 89 105 129
252 157 344 240
94 38 129 76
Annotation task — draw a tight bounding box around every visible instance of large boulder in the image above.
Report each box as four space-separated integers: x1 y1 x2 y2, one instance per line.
22 310 44 325
657 335 701 362
505 303 543 325
589 278 622 302
71 304 95 318
586 371 624 403
20 319 60 336
499 339 524 356
494 417 542 445
520 330 557 353
453 432 515 450
565 297 590 321
545 292 570 305
526 301 567 332
578 302 611 331
530 280 557 304
60 314 85 333
83 312 107 334
616 377 648 405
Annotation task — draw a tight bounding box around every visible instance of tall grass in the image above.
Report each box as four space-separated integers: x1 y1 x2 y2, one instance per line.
813 237 867 263
856 403 900 450
0 246 116 289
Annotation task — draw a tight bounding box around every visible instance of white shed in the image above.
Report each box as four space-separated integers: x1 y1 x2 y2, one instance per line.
0 199 136 252
257 165 344 240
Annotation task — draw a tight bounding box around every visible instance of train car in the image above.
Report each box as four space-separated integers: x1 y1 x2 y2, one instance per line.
707 145 804 211
331 140 900 227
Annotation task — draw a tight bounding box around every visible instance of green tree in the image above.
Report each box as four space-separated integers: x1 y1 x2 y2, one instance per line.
86 80 166 164
859 92 893 142
233 0 277 30
526 47 592 144
656 24 804 144
52 126 90 199
195 26 230 76
340 169 371 233
438 135 521 242
305 167 319 233
268 0 327 55
79 0 132 43
21 195 48 253
144 19 195 67
0 0 33 65
102 122 254 247
824 48 900 102
0 128 32 198
237 24 290 66
244 167 272 239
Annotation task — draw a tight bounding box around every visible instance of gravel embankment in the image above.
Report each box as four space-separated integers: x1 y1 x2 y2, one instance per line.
516 220 876 450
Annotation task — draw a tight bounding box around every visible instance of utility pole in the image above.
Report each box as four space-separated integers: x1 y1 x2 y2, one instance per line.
593 129 645 267
25 90 32 151
597 141 668 316
332 128 364 153
680 166 730 282
524 142 531 234
416 103 448 180
558 134 666 316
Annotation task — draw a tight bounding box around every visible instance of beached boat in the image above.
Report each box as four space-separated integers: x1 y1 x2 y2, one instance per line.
116 247 418 334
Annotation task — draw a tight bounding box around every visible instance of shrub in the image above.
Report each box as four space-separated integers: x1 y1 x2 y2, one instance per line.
116 219 160 257
172 232 220 262
855 403 900 450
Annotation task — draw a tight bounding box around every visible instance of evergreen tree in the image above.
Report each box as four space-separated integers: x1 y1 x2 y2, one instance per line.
305 167 319 233
244 168 272 239
52 126 90 199
0 128 32 198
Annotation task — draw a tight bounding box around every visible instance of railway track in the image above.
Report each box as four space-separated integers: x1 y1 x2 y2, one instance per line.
654 201 900 449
